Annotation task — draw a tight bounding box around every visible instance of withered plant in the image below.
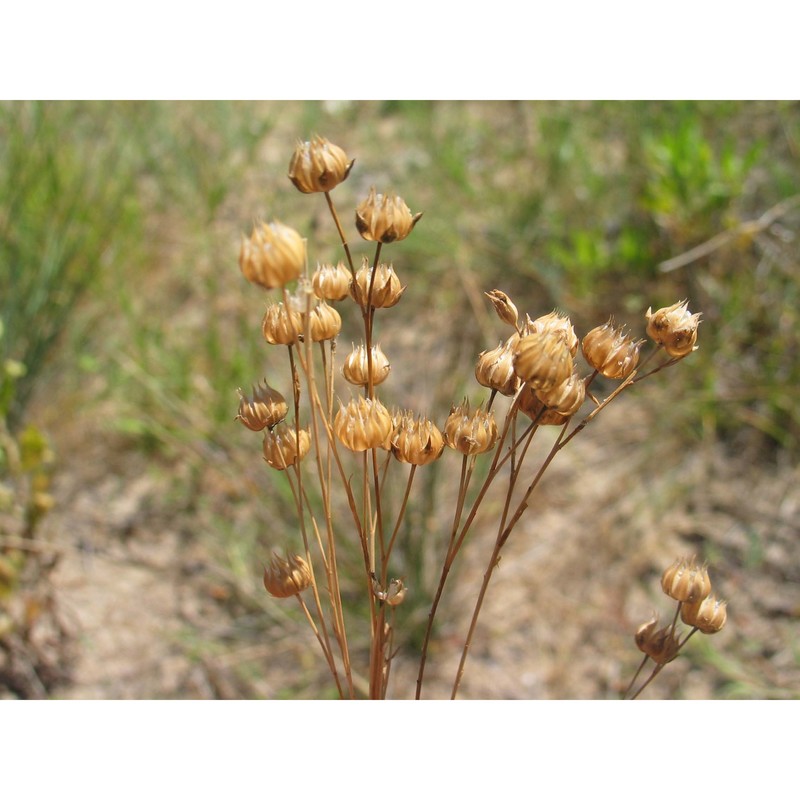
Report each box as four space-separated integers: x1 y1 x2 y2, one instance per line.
236 135 719 699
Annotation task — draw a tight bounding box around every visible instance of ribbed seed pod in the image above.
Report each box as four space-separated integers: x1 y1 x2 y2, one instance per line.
484 290 519 329
535 367 586 416
263 553 313 598
475 340 520 397
661 556 712 604
342 343 391 387
262 302 304 346
235 379 288 431
634 615 681 664
262 423 311 470
524 310 579 356
349 259 405 309
312 261 352 302
517 386 573 426
513 331 574 391
288 136 354 194
444 401 498 456
680 593 727 634
582 319 643 379
308 302 342 342
645 300 702 358
239 221 305 290
355 187 422 243
334 397 393 451
391 411 445 466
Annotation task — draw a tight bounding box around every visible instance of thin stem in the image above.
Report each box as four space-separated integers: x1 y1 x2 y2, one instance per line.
324 191 355 275
295 594 345 699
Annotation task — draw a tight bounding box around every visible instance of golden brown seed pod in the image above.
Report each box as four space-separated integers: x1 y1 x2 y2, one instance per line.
535 367 586 416
384 578 407 607
308 302 342 342
513 331 574 392
634 615 681 664
391 411 445 466
239 221 305 290
661 556 712 604
485 290 519 329
517 386 573 426
262 423 311 470
235 379 288 431
645 300 702 358
262 302 304 346
444 401 498 456
334 397 393 451
475 340 520 397
680 593 727 634
524 310 579 356
349 259 405 309
355 187 422 243
581 319 644 380
288 136 354 194
342 343 391 387
312 261 352 302
263 553 313 598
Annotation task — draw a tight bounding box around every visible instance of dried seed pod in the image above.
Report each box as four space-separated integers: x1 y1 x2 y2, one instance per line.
312 261 352 302
355 187 422 243
517 385 573 426
680 593 727 634
661 556 712 604
262 423 311 470
349 259 405 309
235 379 288 431
384 578 407 607
485 290 519 328
288 136 354 194
582 318 643 380
342 343 391 387
513 331 574 391
263 553 313 598
535 367 586 416
308 302 342 342
634 615 681 664
334 396 393 451
239 221 305 290
444 401 498 456
262 302 304 346
645 300 702 358
524 310 579 356
390 411 445 466
475 340 520 397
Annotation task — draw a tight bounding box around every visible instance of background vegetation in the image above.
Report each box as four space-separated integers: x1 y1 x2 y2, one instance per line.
1 100 798 698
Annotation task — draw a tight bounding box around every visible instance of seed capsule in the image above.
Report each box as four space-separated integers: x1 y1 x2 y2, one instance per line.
582 318 643 379
263 553 313 598
634 615 681 664
390 411 445 466
288 136 354 194
475 340 520 397
513 331 574 392
524 310 579 356
517 386 573 426
235 379 288 431
645 300 702 358
661 556 712 604
444 401 498 456
334 397 393 452
535 367 585 416
262 423 311 470
355 187 422 243
262 302 304 346
342 343 391 387
680 593 727 634
312 261 352 302
239 221 305 290
349 259 405 310
308 302 342 342
485 290 519 329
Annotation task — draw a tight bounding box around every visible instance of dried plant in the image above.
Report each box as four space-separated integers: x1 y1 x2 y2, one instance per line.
235 135 719 699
